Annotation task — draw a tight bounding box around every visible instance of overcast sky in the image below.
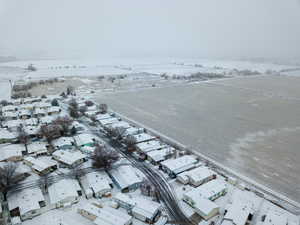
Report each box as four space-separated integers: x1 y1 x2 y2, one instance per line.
0 0 300 60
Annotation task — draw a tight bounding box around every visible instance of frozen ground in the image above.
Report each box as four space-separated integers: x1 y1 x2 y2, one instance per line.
94 75 300 203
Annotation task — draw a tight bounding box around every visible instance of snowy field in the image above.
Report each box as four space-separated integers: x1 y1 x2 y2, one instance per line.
94 75 300 203
0 58 298 81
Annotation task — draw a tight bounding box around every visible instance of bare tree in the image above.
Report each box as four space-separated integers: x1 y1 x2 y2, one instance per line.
52 116 73 136
17 124 30 152
99 103 108 114
0 100 9 106
92 144 119 169
67 85 75 95
69 99 80 118
39 124 61 143
27 64 37 71
51 98 59 106
140 178 159 201
85 100 94 107
106 126 127 140
0 163 26 199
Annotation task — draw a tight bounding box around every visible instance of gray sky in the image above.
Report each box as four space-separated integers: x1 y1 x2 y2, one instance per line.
0 0 300 59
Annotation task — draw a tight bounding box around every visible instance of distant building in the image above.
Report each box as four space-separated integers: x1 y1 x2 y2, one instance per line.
73 133 98 148
146 147 174 164
52 137 75 150
3 111 18 120
132 133 156 144
135 140 165 154
27 142 48 156
7 188 46 221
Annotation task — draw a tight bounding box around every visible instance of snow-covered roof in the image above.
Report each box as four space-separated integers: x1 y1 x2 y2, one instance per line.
19 104 34 110
177 166 215 185
24 156 56 173
24 118 38 126
0 144 24 161
24 125 40 135
7 188 45 216
81 171 112 195
52 137 74 149
52 150 86 166
0 128 17 140
109 165 143 190
261 207 299 225
183 193 219 217
185 179 227 201
160 155 197 174
132 133 156 144
122 127 143 136
35 102 51 109
3 119 22 128
73 133 97 146
18 109 31 116
48 179 80 205
113 193 136 207
1 105 17 112
109 121 131 130
27 142 48 154
100 117 119 126
2 111 18 118
93 206 132 225
136 140 165 153
47 106 60 113
40 115 55 124
146 147 174 162
132 197 161 220
33 108 46 115
95 113 112 121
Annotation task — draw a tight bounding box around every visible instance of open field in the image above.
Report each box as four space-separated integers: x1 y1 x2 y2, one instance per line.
95 75 300 202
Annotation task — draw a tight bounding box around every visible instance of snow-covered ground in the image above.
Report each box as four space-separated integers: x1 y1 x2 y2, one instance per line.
0 58 299 80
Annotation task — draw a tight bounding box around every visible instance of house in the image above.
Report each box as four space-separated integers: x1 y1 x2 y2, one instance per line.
132 133 156 144
0 144 24 162
7 188 46 221
99 117 119 126
18 109 31 120
0 128 17 144
73 133 98 148
177 166 216 187
78 203 132 225
18 104 34 111
1 105 18 112
160 155 198 178
122 127 144 137
35 102 51 109
52 150 87 168
52 137 75 150
146 147 174 164
109 165 143 192
80 171 113 198
222 189 263 225
40 116 55 125
24 156 57 175
113 193 136 210
71 121 87 134
260 207 299 225
135 140 165 154
2 111 18 120
24 126 41 138
24 118 38 126
2 120 22 131
33 108 46 118
132 197 161 223
109 121 131 130
182 193 219 220
47 106 61 115
95 113 112 121
48 179 81 209
27 142 48 156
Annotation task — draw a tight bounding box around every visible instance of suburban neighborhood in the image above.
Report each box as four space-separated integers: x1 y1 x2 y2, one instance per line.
0 89 299 225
